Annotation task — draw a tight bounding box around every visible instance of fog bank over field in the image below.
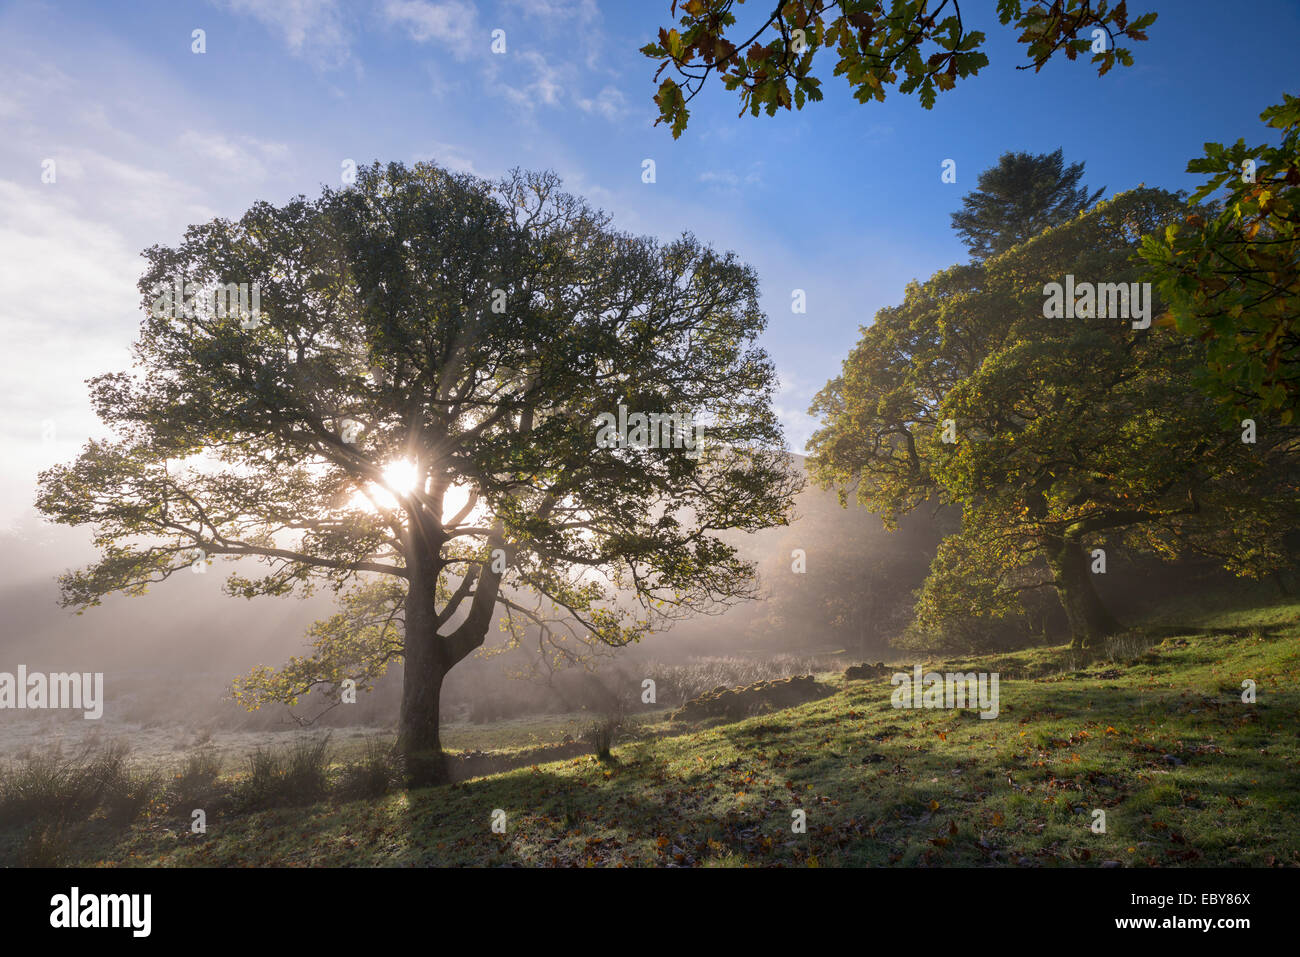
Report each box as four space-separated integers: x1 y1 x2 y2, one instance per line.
0 456 888 728
0 455 1244 740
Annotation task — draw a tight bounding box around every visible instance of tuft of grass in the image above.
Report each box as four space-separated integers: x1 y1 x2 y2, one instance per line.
0 740 158 861
174 747 223 810
236 735 332 811
644 654 844 707
237 746 285 811
283 735 331 804
100 762 163 825
583 713 623 763
336 737 396 801
1103 629 1159 662
0 741 125 826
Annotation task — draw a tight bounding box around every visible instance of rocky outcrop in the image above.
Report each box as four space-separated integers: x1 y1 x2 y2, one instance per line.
671 675 829 723
843 661 892 680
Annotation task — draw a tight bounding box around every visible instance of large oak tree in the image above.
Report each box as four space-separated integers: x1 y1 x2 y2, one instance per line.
36 162 801 781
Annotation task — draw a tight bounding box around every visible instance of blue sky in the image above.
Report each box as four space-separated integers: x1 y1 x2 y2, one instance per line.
1 0 1297 526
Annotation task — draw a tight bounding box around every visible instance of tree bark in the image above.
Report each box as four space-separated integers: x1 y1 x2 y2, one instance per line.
397 530 450 785
396 511 503 787
1046 537 1120 651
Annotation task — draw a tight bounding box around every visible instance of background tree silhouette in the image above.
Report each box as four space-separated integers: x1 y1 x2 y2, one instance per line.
951 148 1104 261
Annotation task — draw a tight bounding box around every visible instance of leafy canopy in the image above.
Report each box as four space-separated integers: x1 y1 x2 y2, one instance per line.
644 0 1156 137
1140 93 1300 423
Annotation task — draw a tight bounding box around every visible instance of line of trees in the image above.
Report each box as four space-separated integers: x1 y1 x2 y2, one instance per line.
809 151 1299 650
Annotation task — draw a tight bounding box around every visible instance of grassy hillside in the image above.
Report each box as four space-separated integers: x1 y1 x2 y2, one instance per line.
9 594 1299 868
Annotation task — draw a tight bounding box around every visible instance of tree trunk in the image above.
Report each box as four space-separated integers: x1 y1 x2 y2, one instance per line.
397 546 450 786
397 505 481 787
395 511 502 787
1046 538 1120 651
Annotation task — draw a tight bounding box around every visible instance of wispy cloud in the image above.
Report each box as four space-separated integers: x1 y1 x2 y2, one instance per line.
576 85 626 120
0 178 143 507
504 0 606 71
175 131 290 183
699 164 764 191
411 141 487 177
218 0 355 70
494 49 565 109
503 0 599 18
772 370 820 454
381 0 479 56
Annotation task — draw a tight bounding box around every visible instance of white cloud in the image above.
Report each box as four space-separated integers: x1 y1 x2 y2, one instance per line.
576 85 626 120
504 0 606 71
0 59 74 129
772 371 820 454
219 0 354 69
411 141 486 177
382 0 479 56
44 149 216 232
494 50 565 110
0 179 143 519
380 0 617 119
699 165 764 191
504 0 598 21
175 131 290 183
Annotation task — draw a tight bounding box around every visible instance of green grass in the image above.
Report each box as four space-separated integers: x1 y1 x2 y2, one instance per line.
440 711 671 754
13 595 1300 867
